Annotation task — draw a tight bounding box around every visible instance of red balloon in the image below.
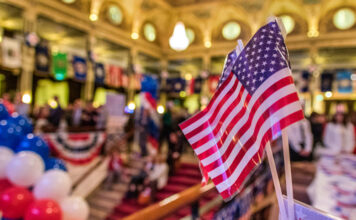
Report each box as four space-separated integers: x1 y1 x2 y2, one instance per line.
0 179 12 193
25 199 62 220
0 186 34 219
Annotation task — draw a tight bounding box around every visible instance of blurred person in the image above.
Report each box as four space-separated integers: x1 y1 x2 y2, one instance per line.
96 105 107 130
14 92 29 116
81 101 98 127
48 96 63 127
34 106 50 134
309 112 325 158
1 93 15 114
323 112 355 154
351 113 356 154
105 150 124 190
287 118 313 161
126 159 152 200
159 102 173 150
72 99 83 127
149 156 169 201
136 108 149 157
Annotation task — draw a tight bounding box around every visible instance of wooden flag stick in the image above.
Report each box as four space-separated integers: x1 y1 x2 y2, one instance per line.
266 142 288 220
282 129 295 220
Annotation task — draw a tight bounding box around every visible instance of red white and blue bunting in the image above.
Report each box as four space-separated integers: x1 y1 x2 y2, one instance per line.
43 132 106 165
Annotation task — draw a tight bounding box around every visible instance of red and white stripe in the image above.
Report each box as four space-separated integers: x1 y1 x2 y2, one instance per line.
179 68 304 199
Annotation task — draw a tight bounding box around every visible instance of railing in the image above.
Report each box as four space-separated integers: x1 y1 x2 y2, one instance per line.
123 183 216 220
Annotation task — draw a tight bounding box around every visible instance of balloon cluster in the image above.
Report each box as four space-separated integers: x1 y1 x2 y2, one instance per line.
0 104 89 220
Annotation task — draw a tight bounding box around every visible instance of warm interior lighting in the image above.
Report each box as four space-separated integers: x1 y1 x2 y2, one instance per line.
48 99 58 109
131 32 139 40
22 93 31 104
179 91 186 97
128 102 136 110
333 8 355 30
325 91 333 98
157 105 165 114
280 15 295 34
169 22 189 51
184 73 192 81
89 14 98 21
204 41 212 48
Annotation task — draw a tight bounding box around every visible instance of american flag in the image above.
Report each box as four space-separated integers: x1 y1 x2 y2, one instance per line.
179 21 304 199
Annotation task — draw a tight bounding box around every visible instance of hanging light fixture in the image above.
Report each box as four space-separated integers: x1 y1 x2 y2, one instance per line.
169 22 189 51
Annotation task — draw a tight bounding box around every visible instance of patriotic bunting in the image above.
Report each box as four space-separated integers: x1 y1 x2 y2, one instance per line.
43 132 106 165
73 56 87 81
179 21 304 199
1 37 22 68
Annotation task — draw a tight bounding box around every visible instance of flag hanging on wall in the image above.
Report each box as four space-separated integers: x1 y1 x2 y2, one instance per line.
52 52 67 80
35 42 50 74
94 63 105 85
73 56 87 81
166 77 186 94
179 21 304 199
294 70 311 93
337 71 352 93
320 72 334 92
107 65 123 87
1 37 22 68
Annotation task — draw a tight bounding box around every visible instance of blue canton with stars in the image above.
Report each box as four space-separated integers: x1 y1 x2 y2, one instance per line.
231 21 290 95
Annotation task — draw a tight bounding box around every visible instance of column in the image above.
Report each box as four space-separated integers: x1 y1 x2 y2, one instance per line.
84 33 95 101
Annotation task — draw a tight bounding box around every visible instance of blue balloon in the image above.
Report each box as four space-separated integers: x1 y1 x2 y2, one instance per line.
0 120 23 151
0 103 9 120
16 134 50 160
45 157 67 171
10 113 33 135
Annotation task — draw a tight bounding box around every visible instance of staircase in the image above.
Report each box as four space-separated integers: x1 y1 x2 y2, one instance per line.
88 158 145 220
108 163 220 220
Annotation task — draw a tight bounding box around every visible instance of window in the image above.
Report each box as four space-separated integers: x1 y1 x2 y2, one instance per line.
62 0 76 4
107 5 123 25
222 21 241 40
333 8 355 30
143 23 156 42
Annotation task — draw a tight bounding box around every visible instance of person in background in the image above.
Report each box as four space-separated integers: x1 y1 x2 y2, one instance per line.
1 93 15 114
81 101 98 127
14 92 29 116
309 112 325 157
351 112 356 154
72 99 83 127
148 156 169 201
105 150 124 190
159 102 173 151
287 118 313 161
48 96 63 127
34 106 49 134
323 112 355 154
96 105 107 130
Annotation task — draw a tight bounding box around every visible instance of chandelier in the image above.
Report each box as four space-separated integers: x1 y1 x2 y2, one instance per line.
169 22 189 51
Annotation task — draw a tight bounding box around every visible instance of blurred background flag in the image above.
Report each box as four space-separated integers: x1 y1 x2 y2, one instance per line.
94 62 105 85
52 52 67 80
320 72 334 92
35 42 50 74
73 56 87 81
1 37 22 68
337 71 352 93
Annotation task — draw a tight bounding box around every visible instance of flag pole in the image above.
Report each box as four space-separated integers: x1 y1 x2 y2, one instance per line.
268 16 295 220
237 38 288 219
266 142 288 220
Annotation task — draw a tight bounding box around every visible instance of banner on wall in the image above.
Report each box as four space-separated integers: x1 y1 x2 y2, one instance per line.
134 73 142 90
73 56 87 81
94 63 105 85
107 65 123 87
35 42 50 74
300 71 311 93
321 72 334 92
1 37 22 68
337 71 352 93
52 52 67 80
166 77 186 94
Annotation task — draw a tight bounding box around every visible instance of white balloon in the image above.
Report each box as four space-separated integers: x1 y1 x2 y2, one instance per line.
60 196 89 220
6 151 44 186
0 147 14 178
33 170 72 201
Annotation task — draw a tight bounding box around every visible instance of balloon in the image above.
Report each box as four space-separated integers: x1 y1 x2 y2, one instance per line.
0 103 9 120
16 134 50 160
33 170 71 201
45 157 67 171
0 120 23 151
10 113 33 135
6 151 44 187
0 179 12 193
60 196 89 220
24 199 62 220
0 147 14 178
0 186 34 219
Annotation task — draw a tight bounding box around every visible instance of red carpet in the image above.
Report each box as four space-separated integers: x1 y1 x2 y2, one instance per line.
107 163 219 219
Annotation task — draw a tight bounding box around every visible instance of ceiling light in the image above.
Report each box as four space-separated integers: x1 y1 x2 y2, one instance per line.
169 22 189 51
157 105 165 114
89 14 98 21
131 32 139 40
204 41 212 48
